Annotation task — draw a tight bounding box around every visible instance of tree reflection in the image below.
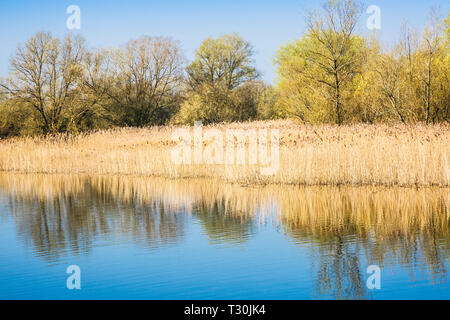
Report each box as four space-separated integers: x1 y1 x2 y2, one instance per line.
193 199 256 245
6 180 187 261
281 187 449 299
0 173 448 299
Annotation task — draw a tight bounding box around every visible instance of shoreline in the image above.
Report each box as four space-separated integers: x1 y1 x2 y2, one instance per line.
0 169 448 189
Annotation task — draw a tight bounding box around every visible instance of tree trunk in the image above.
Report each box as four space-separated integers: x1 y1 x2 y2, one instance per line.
334 69 342 125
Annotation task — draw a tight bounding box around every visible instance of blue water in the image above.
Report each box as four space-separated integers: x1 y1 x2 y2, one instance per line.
0 176 448 300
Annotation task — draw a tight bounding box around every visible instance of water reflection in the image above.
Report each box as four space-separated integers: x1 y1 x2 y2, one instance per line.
193 200 256 245
279 187 449 299
5 183 187 261
0 173 448 299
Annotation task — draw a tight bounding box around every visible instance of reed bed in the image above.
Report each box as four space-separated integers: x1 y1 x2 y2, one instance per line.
0 120 448 186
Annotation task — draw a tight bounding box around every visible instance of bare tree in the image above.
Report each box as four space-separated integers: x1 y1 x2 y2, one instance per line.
0 32 85 133
399 21 419 82
418 8 443 123
83 37 184 127
81 48 121 125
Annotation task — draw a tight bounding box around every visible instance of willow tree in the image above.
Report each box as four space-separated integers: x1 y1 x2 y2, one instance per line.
178 33 260 124
305 0 364 124
186 33 258 90
351 36 386 123
276 0 365 124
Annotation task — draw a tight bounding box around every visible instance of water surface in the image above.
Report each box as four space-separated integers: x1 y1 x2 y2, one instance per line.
0 174 448 299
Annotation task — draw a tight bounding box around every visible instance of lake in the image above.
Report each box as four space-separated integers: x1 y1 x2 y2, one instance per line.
0 173 448 300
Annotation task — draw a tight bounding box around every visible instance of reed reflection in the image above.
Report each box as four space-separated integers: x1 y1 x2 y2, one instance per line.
193 200 256 245
3 175 188 260
0 173 448 299
280 186 449 299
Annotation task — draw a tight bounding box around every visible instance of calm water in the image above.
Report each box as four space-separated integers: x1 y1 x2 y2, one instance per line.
0 174 448 300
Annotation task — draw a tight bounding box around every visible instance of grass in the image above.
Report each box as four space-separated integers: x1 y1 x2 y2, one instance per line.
0 120 448 186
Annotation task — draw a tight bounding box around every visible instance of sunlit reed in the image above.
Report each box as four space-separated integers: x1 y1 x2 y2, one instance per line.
0 121 448 186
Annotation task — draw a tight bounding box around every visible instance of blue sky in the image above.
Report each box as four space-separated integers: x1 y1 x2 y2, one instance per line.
0 0 448 84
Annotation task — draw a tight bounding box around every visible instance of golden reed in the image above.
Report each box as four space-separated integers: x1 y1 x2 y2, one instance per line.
0 120 448 186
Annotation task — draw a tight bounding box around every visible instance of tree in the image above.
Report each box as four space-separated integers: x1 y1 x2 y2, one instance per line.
0 95 34 136
172 81 272 125
305 0 364 124
1 32 86 134
186 33 258 90
176 34 260 124
445 12 450 44
375 49 412 123
83 36 184 127
276 0 365 124
439 12 450 121
416 8 446 123
172 83 231 125
373 13 449 124
351 35 386 123
276 38 331 123
256 85 281 120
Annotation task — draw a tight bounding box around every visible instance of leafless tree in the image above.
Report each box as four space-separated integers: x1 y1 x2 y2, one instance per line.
418 8 443 123
1 32 86 133
83 36 185 127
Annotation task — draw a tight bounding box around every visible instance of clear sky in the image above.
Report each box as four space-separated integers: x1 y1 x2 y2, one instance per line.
0 0 448 84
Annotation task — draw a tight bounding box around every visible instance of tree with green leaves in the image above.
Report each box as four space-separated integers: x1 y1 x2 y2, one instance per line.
186 33 258 90
276 0 366 124
175 33 261 124
276 1 366 124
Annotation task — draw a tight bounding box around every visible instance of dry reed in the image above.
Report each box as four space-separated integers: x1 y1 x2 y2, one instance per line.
0 120 448 186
